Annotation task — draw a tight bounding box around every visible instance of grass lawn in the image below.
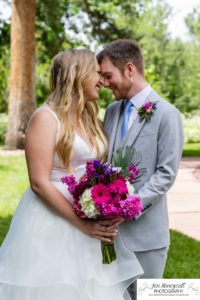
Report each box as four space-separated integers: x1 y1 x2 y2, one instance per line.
183 143 200 157
0 155 29 243
0 156 200 278
164 230 200 278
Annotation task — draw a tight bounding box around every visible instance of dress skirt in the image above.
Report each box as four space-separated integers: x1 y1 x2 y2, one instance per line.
0 182 143 300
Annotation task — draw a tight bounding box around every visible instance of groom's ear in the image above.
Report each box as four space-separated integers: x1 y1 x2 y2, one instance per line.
125 62 136 79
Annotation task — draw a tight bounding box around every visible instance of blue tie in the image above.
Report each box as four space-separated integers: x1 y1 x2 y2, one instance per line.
121 101 132 139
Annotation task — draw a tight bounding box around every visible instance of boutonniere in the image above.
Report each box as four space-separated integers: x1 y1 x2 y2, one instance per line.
138 101 157 122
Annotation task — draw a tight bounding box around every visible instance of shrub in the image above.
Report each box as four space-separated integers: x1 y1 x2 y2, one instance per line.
183 112 200 143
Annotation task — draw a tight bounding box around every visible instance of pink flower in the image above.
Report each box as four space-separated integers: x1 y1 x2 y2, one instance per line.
129 163 138 174
111 195 122 204
91 183 111 204
109 177 128 195
86 160 96 176
73 199 86 219
101 203 120 218
120 195 143 220
61 175 77 194
143 102 154 111
128 163 140 184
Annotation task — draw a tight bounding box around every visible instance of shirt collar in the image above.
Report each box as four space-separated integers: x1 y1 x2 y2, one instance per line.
129 84 152 109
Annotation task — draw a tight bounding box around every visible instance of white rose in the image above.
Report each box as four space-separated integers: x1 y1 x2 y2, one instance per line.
79 188 99 218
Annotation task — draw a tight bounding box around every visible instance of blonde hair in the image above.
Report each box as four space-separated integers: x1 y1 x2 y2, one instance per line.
48 49 108 171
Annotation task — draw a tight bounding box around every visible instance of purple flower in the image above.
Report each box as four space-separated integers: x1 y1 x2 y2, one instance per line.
85 160 119 185
143 102 154 110
93 160 103 169
138 101 157 122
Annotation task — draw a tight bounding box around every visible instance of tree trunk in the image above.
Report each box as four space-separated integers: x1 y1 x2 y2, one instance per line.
5 0 36 149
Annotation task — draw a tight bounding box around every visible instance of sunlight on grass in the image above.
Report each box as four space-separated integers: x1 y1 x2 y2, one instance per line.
0 155 28 216
0 155 28 244
183 143 200 157
164 230 200 278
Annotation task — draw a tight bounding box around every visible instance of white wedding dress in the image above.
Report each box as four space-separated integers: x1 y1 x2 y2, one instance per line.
0 104 143 300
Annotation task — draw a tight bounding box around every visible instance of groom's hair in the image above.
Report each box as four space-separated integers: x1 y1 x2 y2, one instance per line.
97 39 144 76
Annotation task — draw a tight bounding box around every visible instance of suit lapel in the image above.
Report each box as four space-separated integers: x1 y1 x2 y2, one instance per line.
126 90 160 146
125 117 146 146
108 101 124 162
108 89 161 160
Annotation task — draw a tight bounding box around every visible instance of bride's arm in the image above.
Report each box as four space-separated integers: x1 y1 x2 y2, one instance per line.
25 111 117 243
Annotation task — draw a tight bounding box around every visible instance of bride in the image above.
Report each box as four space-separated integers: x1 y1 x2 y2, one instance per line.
0 49 143 299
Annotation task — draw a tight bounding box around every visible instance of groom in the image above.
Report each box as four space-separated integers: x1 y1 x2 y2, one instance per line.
97 39 184 299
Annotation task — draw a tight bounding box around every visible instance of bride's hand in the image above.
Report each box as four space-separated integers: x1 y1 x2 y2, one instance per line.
80 219 118 243
98 217 124 227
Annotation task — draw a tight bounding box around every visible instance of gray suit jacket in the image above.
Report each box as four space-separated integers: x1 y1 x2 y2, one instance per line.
104 89 184 252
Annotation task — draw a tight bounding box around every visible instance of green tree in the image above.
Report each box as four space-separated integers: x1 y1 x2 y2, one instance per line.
5 0 36 149
179 8 200 112
1 0 200 117
185 7 200 40
0 19 10 112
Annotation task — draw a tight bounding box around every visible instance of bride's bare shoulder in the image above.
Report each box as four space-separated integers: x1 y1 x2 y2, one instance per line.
26 109 57 142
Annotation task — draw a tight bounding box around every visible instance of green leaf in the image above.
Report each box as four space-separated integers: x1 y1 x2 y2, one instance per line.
112 145 146 179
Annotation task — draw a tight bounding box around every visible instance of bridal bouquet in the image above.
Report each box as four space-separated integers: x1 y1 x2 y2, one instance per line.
61 146 145 264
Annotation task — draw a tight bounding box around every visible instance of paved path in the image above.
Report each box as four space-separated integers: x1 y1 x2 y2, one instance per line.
168 157 200 241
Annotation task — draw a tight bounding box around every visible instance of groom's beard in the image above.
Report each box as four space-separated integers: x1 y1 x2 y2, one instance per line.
113 79 132 101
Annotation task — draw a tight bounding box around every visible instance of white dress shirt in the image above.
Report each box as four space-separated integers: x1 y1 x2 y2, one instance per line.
128 84 152 129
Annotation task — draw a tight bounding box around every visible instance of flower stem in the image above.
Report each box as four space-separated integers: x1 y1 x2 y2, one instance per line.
101 242 116 264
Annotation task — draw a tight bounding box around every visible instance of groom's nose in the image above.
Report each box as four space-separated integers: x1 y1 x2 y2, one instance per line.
99 75 107 87
100 76 110 88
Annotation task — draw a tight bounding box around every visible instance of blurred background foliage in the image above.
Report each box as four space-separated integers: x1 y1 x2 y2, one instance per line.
0 0 200 116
